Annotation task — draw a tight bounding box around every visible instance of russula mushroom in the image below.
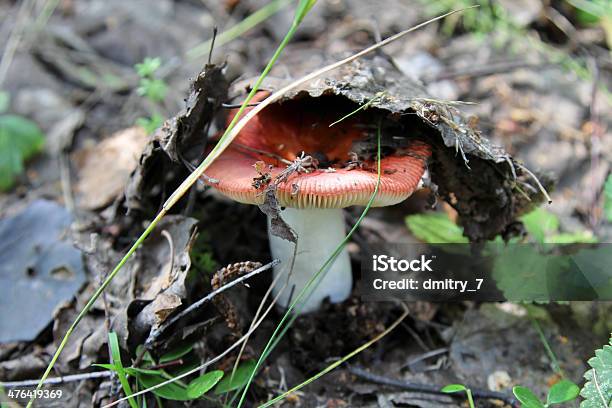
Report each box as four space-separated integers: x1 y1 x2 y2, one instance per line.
204 92 430 314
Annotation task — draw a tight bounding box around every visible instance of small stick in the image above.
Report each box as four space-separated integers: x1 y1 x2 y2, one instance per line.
348 366 518 407
148 359 184 371
208 26 217 65
1 371 111 388
144 259 279 348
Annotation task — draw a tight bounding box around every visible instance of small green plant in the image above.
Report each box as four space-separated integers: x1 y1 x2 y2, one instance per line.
134 57 167 134
135 57 167 102
442 384 475 408
580 336 612 408
511 317 582 407
95 342 233 404
513 380 580 408
0 91 45 192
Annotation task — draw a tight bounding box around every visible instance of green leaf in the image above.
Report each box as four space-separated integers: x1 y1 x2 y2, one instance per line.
520 208 559 244
580 337 612 408
138 373 191 401
135 57 162 78
441 384 468 393
214 360 257 394
186 370 224 399
159 344 194 363
547 379 580 405
604 175 612 223
108 332 138 408
0 114 45 191
513 386 545 408
124 367 164 376
405 213 469 243
92 363 117 371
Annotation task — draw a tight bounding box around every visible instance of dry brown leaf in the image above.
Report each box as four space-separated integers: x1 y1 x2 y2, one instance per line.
75 127 149 210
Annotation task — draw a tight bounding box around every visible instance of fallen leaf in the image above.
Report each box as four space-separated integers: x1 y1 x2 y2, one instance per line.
75 126 148 210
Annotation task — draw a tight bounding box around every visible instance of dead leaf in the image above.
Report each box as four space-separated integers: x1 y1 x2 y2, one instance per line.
75 126 149 210
259 189 296 243
129 216 198 340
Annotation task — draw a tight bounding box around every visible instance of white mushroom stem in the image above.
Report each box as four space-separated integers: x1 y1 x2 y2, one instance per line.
268 207 352 314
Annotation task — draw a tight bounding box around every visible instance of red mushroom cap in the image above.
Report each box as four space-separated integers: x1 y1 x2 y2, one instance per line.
204 92 431 209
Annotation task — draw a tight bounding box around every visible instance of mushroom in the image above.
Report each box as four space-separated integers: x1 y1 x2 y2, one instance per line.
204 92 430 314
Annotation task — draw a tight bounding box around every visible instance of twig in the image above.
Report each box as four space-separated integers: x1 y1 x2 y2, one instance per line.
1 371 111 388
222 102 261 109
347 366 518 407
403 347 448 369
230 244 298 387
208 26 217 65
147 359 184 371
144 259 279 348
400 322 430 352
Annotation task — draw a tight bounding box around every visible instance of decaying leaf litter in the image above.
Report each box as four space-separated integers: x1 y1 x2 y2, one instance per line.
1 0 611 407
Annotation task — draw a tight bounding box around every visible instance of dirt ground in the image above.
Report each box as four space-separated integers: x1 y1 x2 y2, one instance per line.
0 0 611 407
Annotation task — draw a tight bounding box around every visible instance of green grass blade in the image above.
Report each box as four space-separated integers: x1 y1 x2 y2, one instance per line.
328 91 386 127
529 312 563 376
108 332 138 408
186 0 293 60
